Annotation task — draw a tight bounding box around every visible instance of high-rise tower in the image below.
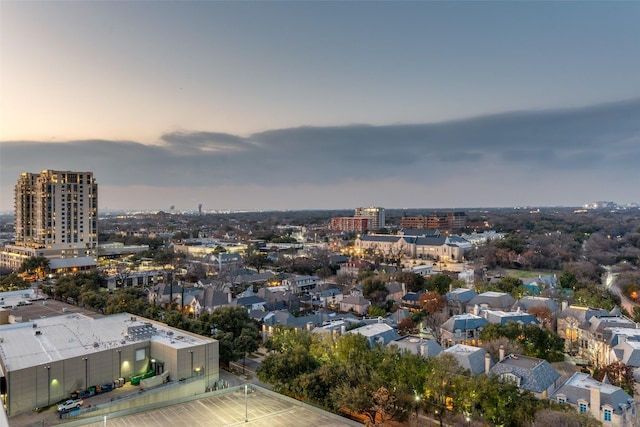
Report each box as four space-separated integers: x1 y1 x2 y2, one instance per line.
14 170 98 256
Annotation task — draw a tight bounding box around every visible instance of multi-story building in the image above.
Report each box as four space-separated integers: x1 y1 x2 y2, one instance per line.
330 217 369 233
354 207 385 230
400 212 466 230
1 170 98 270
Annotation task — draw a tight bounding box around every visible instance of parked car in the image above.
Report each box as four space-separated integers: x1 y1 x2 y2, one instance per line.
57 399 83 412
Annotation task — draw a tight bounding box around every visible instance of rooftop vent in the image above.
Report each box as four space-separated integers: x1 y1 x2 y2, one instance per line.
35 330 42 336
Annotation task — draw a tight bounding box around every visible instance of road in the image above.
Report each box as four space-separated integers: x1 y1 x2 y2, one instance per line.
603 266 638 314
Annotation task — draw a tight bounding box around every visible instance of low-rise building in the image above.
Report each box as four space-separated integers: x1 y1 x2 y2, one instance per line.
0 312 219 416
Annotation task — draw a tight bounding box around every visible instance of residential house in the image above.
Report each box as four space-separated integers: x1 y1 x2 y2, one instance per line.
236 295 266 311
313 287 344 309
386 281 406 304
338 259 372 277
188 287 232 316
512 296 560 329
340 295 371 316
490 349 561 399
439 313 489 348
443 344 491 375
582 313 637 368
550 372 636 427
347 320 402 348
445 288 478 316
556 304 618 361
256 287 300 312
610 337 640 382
390 335 442 358
401 291 425 311
282 275 320 295
466 291 516 313
481 308 539 326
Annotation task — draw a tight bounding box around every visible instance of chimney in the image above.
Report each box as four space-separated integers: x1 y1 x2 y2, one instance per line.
474 304 479 315
499 345 505 362
589 384 601 420
485 352 491 375
561 300 568 311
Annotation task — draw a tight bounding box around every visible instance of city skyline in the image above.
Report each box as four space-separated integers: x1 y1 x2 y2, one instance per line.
1 2 639 211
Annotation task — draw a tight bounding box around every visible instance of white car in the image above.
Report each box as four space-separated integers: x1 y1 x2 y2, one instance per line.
57 399 83 412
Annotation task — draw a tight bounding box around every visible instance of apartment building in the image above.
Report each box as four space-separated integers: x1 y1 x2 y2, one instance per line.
1 171 98 270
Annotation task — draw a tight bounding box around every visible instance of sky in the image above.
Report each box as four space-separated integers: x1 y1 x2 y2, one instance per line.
1 1 639 212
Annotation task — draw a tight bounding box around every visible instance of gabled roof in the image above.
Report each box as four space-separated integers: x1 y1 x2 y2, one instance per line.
490 354 560 393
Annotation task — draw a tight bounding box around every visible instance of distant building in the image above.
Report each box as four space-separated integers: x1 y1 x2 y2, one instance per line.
330 217 369 233
400 212 466 230
354 207 385 230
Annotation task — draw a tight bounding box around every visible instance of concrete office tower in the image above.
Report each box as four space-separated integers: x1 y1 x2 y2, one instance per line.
354 207 385 230
14 170 98 257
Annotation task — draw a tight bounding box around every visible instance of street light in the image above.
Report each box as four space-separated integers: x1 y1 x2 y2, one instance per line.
244 384 248 423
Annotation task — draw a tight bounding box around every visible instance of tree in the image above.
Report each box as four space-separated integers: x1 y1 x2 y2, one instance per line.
362 277 388 306
593 361 636 395
245 252 270 273
425 274 452 295
419 291 446 315
397 318 417 335
394 271 425 292
527 306 553 328
209 306 260 366
0 273 29 292
19 256 50 280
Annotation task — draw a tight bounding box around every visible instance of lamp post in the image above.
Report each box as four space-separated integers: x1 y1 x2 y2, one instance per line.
45 366 51 406
244 384 248 423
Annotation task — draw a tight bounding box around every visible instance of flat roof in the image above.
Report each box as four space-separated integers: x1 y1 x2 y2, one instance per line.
0 313 214 371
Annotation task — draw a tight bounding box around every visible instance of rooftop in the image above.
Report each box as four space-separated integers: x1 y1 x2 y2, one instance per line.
0 312 212 371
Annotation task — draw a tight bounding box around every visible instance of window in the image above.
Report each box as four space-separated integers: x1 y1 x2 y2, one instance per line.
557 396 566 404
579 402 587 414
604 408 611 422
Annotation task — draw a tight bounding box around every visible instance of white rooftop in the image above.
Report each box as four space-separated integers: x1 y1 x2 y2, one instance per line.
443 343 483 355
566 372 622 395
347 322 393 337
0 312 212 371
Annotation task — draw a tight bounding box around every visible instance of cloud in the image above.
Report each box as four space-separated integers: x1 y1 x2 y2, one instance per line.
1 97 639 210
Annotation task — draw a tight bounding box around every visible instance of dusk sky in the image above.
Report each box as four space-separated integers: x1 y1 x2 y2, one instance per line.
1 1 639 212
